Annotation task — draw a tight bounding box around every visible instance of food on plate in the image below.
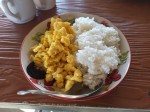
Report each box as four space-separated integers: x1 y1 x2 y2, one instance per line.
29 17 82 92
73 17 120 89
27 16 127 92
27 62 46 79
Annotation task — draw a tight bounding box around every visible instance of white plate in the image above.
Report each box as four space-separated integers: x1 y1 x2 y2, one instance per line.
20 12 131 101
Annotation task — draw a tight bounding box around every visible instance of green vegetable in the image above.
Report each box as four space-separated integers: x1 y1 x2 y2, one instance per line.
65 18 75 25
32 32 44 42
119 51 129 64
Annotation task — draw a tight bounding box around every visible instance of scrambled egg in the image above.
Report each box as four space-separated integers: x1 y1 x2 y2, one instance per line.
31 17 82 91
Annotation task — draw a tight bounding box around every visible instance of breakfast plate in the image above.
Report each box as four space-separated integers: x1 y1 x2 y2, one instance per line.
20 12 131 101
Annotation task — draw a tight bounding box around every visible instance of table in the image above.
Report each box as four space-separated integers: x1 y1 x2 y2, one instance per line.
0 0 150 110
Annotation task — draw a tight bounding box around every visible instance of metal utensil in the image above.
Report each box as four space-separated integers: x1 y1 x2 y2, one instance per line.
17 81 103 99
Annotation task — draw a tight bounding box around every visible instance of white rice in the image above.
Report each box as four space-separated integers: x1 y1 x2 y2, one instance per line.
72 17 99 36
72 17 120 89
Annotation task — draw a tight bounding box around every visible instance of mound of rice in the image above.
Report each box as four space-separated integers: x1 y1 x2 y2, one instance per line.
72 17 120 89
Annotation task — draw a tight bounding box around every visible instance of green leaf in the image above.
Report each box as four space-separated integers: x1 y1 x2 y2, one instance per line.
32 32 44 42
65 18 75 25
119 51 129 64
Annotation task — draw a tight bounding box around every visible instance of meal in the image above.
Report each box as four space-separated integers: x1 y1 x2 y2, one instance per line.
29 17 82 92
73 17 120 89
27 16 128 92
